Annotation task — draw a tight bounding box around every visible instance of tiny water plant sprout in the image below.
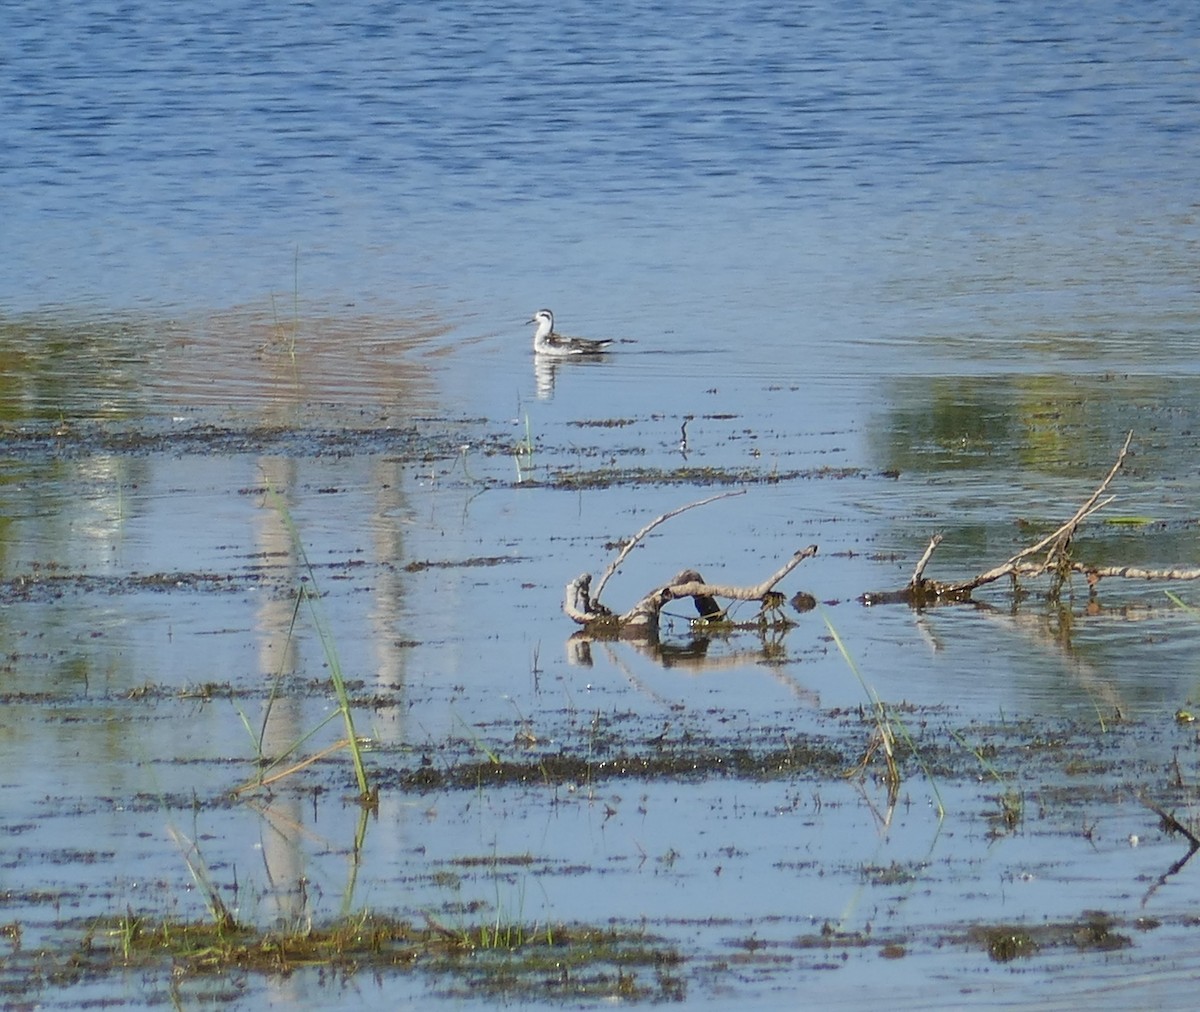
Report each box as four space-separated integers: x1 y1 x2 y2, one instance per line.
950 729 1022 835
269 245 302 361
823 609 945 818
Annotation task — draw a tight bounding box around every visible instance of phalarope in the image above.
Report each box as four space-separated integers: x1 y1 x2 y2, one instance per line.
527 309 613 357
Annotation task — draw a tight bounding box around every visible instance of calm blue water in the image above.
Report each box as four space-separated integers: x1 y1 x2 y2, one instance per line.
4 0 1197 367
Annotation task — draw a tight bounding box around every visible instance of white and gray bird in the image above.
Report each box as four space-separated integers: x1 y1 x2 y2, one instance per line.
526 309 613 357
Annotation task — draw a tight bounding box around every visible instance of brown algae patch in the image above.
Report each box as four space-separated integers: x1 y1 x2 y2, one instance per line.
568 418 639 428
770 910 1136 967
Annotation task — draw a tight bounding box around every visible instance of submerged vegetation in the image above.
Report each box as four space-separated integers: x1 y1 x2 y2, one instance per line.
0 912 684 1006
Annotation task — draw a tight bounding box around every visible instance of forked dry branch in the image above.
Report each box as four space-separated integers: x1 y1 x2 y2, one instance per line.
866 431 1200 606
563 491 818 640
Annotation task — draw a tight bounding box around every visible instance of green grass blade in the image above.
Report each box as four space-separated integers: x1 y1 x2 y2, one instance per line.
264 485 372 800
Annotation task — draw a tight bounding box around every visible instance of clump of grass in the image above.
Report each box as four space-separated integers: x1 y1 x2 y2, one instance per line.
88 912 684 1002
462 911 552 951
821 612 899 789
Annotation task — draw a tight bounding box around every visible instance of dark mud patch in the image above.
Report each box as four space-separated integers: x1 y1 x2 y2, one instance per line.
382 742 846 793
0 416 624 466
540 464 866 490
403 555 525 572
351 702 1196 839
0 420 470 460
0 568 270 604
568 417 639 428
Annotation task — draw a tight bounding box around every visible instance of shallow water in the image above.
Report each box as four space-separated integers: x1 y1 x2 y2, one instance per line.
4 0 1200 1007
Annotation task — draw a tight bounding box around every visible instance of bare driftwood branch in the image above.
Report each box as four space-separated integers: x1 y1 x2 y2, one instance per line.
1080 563 1200 584
564 573 605 623
668 549 821 604
564 493 817 639
870 431 1200 605
615 546 819 636
920 506 1117 602
1138 794 1200 906
935 430 1133 597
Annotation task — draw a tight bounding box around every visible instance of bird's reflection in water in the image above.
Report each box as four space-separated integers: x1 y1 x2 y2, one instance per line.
533 354 610 400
